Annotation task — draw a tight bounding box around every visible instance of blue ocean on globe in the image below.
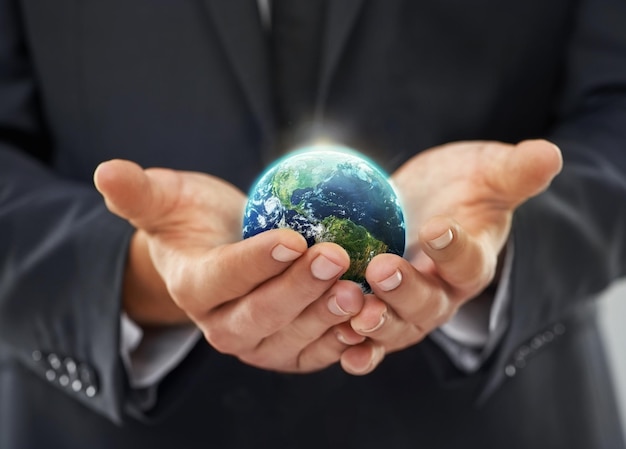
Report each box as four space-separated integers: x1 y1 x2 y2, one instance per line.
242 145 406 290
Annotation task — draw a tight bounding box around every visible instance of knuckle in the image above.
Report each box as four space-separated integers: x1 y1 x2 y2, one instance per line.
286 321 316 342
290 277 327 301
420 288 446 319
253 306 286 337
432 296 451 322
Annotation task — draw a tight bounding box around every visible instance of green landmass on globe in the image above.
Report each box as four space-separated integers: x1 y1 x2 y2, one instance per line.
243 145 406 291
319 216 389 283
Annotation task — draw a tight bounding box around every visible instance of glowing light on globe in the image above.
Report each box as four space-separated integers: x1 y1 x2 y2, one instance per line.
242 144 406 291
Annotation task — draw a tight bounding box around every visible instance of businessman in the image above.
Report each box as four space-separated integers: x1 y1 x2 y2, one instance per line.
1 0 625 448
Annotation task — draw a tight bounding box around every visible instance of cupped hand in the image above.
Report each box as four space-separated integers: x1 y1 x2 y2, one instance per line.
94 160 365 373
338 139 563 374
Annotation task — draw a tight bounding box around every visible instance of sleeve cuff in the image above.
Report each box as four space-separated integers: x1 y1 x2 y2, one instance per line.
431 237 514 373
119 313 201 389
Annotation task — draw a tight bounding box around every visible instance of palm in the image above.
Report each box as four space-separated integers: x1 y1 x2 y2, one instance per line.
392 140 562 293
95 161 246 274
131 169 245 248
95 159 367 374
395 141 557 247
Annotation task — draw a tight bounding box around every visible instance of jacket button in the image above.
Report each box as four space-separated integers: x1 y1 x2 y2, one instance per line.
530 337 543 350
78 363 99 397
64 358 77 375
71 379 83 392
542 330 554 342
85 385 98 397
517 345 531 358
47 353 62 370
45 369 56 381
59 374 70 387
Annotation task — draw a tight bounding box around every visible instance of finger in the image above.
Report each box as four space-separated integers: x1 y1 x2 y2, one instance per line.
350 294 389 335
417 215 495 294
486 139 563 206
294 323 366 373
349 294 425 352
168 229 308 313
199 242 351 354
340 340 386 376
262 279 364 347
94 159 180 228
363 254 452 331
251 280 365 367
333 321 369 345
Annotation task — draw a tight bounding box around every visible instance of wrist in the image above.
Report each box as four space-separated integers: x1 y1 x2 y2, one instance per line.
123 230 190 326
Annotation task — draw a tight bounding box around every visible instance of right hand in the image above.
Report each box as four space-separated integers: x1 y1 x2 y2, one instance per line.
94 160 365 373
339 139 563 374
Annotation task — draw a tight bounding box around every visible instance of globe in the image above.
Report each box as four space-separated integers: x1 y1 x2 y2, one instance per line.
242 144 406 291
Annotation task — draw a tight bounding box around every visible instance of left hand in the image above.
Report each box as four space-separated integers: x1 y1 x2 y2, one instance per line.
94 160 366 374
338 139 563 374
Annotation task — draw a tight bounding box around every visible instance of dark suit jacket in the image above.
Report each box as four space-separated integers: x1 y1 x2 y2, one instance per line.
1 0 626 447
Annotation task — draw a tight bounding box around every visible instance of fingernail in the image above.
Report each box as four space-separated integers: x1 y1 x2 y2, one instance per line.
359 312 387 333
336 331 351 345
311 255 343 280
335 330 366 345
271 244 302 262
352 345 385 373
427 228 453 250
369 345 385 369
328 295 350 316
376 270 402 292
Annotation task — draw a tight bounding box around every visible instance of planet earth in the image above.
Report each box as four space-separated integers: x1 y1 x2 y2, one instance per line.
242 144 406 291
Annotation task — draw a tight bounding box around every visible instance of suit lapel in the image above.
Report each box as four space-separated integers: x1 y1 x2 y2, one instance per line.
203 0 274 141
316 0 366 119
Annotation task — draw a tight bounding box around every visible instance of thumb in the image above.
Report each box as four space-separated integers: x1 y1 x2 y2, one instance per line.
489 139 563 206
94 159 180 229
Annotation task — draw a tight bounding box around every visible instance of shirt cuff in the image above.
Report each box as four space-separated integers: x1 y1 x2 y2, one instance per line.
119 313 201 389
430 238 514 373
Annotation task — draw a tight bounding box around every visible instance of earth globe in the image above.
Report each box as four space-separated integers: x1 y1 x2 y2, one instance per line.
242 144 406 291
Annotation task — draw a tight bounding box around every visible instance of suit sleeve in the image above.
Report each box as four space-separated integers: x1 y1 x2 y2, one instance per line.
480 0 626 401
0 0 132 424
